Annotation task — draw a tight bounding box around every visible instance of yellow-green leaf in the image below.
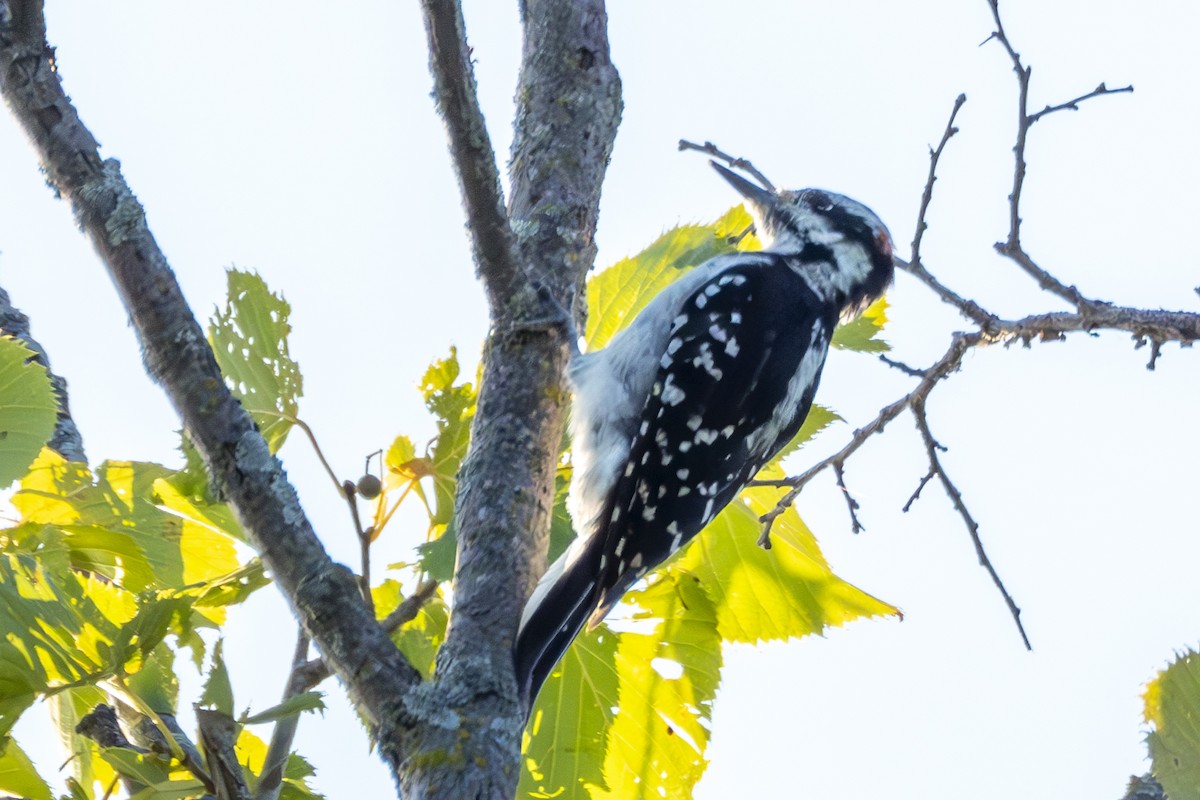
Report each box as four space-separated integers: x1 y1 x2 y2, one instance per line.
0 737 53 800
831 296 890 352
0 337 57 487
520 625 618 800
671 478 898 644
15 452 239 592
586 206 756 350
1145 649 1200 800
373 580 448 681
599 577 721 800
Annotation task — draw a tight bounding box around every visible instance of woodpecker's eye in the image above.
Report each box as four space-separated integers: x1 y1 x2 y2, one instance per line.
804 190 834 211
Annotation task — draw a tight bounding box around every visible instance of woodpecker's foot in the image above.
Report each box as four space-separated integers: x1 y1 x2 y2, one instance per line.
519 282 581 357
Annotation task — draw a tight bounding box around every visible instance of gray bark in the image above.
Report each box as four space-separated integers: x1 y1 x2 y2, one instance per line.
0 0 422 780
401 1 620 797
1 0 620 796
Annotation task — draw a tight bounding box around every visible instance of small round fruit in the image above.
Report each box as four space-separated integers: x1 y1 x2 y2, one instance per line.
356 474 383 500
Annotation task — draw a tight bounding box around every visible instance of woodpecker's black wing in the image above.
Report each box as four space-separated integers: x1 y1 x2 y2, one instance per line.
515 256 837 712
587 257 837 621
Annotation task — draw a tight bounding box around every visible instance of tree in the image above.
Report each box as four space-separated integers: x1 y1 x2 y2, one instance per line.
1 1 1198 799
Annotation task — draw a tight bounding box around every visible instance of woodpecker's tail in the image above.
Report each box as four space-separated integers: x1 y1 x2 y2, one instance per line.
514 533 606 716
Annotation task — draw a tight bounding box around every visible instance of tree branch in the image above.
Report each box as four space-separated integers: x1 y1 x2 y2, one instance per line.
898 93 1000 330
405 0 622 796
419 0 520 313
986 0 1132 309
911 401 1030 649
757 2 1190 649
292 579 441 693
0 1 421 771
677 138 776 191
256 633 311 800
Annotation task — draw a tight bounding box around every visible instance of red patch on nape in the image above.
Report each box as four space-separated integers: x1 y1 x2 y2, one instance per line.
876 229 894 258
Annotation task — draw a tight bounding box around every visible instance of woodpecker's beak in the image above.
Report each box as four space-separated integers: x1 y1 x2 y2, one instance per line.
710 161 776 213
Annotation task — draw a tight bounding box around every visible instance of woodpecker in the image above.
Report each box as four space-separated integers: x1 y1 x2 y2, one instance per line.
515 162 895 712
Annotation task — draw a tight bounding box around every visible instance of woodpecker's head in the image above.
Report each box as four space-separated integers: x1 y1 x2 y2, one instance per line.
712 161 894 316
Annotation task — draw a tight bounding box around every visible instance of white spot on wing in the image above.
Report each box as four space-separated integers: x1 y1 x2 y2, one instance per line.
661 376 686 406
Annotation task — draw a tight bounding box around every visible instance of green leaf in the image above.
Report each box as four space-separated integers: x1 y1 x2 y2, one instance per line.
14 453 240 593
127 778 207 800
0 737 54 800
110 595 192 672
209 269 302 453
0 338 58 487
0 554 121 707
124 644 178 716
200 639 234 716
764 403 842 468
242 692 325 725
417 348 476 526
670 476 899 644
585 206 755 350
520 625 619 800
548 469 576 564
398 349 477 577
415 525 456 583
373 581 449 681
599 577 721 800
153 471 247 545
49 687 113 792
279 751 326 800
831 296 890 352
383 434 418 492
1145 649 1200 800
99 748 173 787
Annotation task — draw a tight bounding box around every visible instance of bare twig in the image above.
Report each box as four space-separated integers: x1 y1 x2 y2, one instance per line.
832 461 865 534
758 1 1187 645
256 633 311 800
258 412 342 492
420 0 519 313
899 94 1000 330
1028 81 1134 124
901 468 936 513
986 0 1131 309
341 479 375 612
878 353 927 378
911 403 1031 650
293 580 440 692
757 332 976 547
678 139 777 192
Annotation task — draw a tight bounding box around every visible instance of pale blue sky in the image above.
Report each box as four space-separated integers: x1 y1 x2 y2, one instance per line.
2 1 1198 798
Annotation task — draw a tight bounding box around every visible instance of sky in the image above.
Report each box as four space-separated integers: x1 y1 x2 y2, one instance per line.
1 1 1199 798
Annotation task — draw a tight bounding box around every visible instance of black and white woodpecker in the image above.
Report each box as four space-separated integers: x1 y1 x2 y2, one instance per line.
515 162 895 712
